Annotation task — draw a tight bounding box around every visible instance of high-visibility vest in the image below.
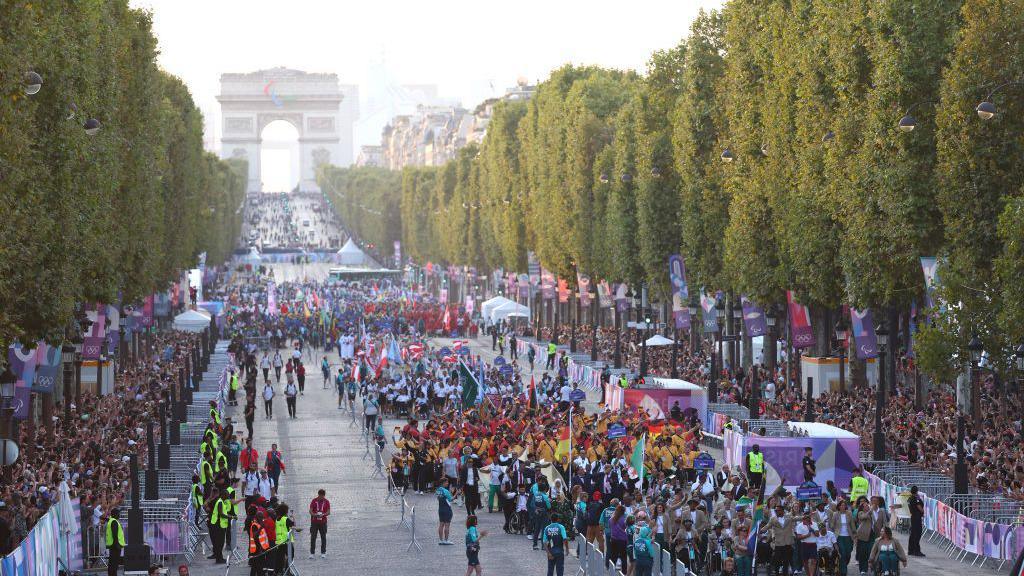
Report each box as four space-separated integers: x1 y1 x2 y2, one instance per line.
200 460 214 484
227 487 239 515
210 407 221 425
105 518 126 548
230 374 240 391
748 452 764 473
211 499 231 529
618 376 628 389
249 524 269 554
191 483 203 508
850 475 869 501
547 343 556 355
215 451 228 473
275 515 290 545
200 440 210 457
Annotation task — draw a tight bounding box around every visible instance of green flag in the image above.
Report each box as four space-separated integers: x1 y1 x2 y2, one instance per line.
458 361 480 408
630 433 646 486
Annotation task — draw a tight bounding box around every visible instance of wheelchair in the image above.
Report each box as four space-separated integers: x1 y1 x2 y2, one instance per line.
871 553 902 576
816 547 838 576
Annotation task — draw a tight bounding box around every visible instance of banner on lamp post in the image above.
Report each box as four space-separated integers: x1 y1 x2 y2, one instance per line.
740 295 767 337
577 274 591 307
557 278 569 303
786 291 815 349
850 308 879 360
700 291 719 334
668 255 690 330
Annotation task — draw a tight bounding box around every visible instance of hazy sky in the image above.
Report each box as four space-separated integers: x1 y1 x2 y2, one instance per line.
131 0 720 188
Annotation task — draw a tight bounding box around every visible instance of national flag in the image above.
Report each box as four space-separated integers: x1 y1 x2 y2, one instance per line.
375 345 389 377
630 433 646 487
443 306 452 333
748 520 761 559
408 343 424 360
528 376 537 409
554 426 571 462
647 421 665 439
458 361 481 408
352 360 361 382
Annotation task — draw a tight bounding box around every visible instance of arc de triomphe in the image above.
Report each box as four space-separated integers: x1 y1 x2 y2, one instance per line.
217 67 358 193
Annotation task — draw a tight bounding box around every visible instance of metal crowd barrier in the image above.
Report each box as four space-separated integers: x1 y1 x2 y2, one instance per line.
708 402 749 421
741 419 788 437
946 494 1024 524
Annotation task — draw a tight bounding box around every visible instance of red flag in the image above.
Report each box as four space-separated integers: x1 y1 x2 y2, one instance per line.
443 306 451 333
528 376 537 409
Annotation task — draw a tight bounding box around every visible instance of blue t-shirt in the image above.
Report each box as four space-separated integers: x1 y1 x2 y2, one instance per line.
466 526 479 548
436 487 453 510
542 522 567 552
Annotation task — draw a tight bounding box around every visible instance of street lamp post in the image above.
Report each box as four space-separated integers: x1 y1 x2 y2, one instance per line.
731 298 743 370
0 364 17 477
61 344 75 424
590 292 599 362
835 318 848 392
640 315 651 378
959 335 984 494
711 299 726 402
873 324 889 461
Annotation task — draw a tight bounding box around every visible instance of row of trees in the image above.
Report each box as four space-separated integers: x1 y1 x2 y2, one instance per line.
0 0 246 349
319 0 1024 381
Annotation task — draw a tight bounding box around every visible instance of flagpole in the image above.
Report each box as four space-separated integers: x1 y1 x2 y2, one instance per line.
567 402 573 491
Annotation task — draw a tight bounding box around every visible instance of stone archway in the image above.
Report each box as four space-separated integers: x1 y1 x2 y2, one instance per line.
217 67 359 193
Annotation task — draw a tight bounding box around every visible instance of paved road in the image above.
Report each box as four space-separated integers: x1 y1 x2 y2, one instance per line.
187 343 579 576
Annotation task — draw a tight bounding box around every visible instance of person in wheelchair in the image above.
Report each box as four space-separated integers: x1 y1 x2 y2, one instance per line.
672 517 703 574
708 523 735 574
815 524 838 575
868 528 907 576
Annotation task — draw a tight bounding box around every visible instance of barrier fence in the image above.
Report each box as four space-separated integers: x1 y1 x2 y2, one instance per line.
516 337 604 392
865 469 1024 570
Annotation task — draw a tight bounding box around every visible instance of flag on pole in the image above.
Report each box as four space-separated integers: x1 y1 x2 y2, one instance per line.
352 360 361 382
528 376 537 409
630 433 646 489
458 361 481 408
554 426 571 462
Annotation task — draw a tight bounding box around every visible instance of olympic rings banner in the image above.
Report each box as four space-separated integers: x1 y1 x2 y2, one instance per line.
865 471 1024 562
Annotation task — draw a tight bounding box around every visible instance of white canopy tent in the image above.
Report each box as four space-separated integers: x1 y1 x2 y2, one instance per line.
644 334 675 346
490 301 530 323
480 296 514 322
173 309 212 333
337 238 368 266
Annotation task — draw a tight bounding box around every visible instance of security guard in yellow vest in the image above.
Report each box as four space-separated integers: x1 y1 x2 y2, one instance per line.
200 455 215 490
228 369 240 406
209 400 222 426
849 467 869 503
208 490 231 563
225 484 240 547
546 341 557 370
274 503 296 572
215 449 228 474
190 475 204 526
618 374 629 389
105 508 125 576
746 444 764 489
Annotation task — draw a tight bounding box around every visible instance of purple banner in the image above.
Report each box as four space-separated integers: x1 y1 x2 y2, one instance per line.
920 256 938 310
82 303 106 360
8 343 62 394
615 283 630 313
141 294 154 328
740 295 767 337
668 255 691 330
517 274 530 299
528 252 540 286
850 308 879 360
700 291 719 333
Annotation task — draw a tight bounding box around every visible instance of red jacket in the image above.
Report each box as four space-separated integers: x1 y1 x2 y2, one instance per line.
240 447 259 471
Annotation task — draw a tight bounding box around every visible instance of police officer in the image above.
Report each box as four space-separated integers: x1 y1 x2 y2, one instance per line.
746 444 764 489
907 485 925 557
105 507 125 576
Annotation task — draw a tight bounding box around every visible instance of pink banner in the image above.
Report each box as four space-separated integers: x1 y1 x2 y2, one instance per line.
786 290 814 349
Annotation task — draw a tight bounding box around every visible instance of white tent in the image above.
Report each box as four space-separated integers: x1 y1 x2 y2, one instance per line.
337 238 367 266
490 301 530 323
480 296 514 321
645 334 675 346
173 309 211 333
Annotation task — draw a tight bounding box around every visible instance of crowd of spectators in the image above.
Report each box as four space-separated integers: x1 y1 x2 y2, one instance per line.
0 331 202 555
